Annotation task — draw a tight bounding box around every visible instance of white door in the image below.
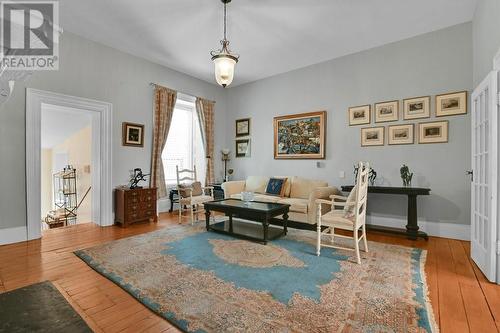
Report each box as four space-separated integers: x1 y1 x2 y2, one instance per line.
471 70 499 283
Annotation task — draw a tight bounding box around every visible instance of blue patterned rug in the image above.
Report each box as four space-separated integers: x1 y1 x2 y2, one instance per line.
74 224 438 332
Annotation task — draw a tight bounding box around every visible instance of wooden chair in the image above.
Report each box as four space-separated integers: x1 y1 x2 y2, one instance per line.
176 165 214 225
315 161 369 264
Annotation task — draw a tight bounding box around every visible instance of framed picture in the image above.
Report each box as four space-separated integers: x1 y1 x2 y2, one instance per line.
235 118 251 137
375 100 399 123
436 91 467 117
403 96 430 120
388 124 414 145
235 139 251 157
122 122 144 147
273 111 326 159
418 121 449 144
361 127 384 147
348 105 370 126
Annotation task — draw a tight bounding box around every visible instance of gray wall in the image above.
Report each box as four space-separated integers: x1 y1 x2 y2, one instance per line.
473 0 500 86
225 23 473 227
0 32 227 230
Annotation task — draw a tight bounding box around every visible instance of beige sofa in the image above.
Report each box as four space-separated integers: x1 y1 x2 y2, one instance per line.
221 176 340 226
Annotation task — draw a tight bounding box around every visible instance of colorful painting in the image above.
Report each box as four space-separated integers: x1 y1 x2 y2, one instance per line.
273 111 326 159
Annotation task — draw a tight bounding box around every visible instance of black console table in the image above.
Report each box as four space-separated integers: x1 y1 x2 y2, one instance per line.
341 186 431 240
169 184 224 212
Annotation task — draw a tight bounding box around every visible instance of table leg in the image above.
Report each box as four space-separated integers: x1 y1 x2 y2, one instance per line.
229 214 233 233
263 218 269 245
406 194 418 240
169 190 174 213
283 212 289 235
205 209 211 231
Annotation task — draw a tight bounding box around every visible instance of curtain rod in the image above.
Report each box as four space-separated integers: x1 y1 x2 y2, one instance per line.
149 82 216 104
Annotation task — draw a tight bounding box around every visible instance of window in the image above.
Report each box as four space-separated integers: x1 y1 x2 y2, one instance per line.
162 97 205 186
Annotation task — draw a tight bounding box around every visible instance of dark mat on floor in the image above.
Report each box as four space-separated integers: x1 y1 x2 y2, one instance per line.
0 281 92 333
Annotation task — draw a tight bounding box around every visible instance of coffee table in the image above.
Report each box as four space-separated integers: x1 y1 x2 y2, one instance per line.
204 199 290 244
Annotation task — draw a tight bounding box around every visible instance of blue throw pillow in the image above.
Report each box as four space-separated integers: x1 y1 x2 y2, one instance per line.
265 178 286 196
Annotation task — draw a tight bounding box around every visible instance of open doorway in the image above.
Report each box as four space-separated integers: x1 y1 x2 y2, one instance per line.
40 105 93 229
26 89 113 241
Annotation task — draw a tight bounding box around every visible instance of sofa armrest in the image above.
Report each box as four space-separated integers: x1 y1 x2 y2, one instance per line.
308 186 341 223
221 180 246 198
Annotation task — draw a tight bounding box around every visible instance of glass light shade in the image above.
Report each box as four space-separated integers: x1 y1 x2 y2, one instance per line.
213 56 236 87
221 148 230 155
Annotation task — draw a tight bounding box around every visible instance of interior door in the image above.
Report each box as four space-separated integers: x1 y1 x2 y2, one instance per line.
471 70 498 283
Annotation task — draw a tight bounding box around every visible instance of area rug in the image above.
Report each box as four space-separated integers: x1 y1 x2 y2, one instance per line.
0 281 92 333
74 223 438 333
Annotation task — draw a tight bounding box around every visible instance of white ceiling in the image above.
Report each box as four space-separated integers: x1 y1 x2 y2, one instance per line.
59 0 478 87
41 104 92 149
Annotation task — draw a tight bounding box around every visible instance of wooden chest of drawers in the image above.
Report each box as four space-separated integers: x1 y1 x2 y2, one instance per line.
115 187 157 227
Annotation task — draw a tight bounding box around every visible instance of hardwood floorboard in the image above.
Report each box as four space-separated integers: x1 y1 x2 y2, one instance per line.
1 212 499 333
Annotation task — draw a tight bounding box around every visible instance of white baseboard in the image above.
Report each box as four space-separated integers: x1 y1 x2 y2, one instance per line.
0 226 28 245
367 216 470 241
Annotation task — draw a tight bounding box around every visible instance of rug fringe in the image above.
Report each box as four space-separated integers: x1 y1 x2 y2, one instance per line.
420 250 440 333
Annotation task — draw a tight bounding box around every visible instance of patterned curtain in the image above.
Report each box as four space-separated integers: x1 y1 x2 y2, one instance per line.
196 97 215 185
151 85 177 198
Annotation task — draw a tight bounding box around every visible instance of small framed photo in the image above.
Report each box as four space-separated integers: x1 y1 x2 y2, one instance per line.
436 91 467 117
418 121 448 144
122 122 144 147
403 96 430 120
235 138 251 157
235 118 251 137
388 124 414 145
375 100 399 123
348 105 370 126
361 127 385 147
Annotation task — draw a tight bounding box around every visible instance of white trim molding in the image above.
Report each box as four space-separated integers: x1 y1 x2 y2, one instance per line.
493 47 500 71
26 89 113 241
0 226 28 245
367 216 471 241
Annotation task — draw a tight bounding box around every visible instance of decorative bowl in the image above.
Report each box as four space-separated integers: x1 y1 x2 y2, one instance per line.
240 191 255 204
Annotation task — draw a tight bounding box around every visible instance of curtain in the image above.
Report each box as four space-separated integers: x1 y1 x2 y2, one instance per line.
196 97 215 185
151 85 177 198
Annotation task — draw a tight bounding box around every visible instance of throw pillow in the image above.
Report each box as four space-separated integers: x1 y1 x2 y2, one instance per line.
265 178 286 197
178 181 203 197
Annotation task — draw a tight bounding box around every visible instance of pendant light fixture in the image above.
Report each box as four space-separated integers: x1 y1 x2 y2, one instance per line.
210 0 239 88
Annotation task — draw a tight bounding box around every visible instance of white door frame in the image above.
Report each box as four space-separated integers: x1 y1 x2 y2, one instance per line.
26 88 113 240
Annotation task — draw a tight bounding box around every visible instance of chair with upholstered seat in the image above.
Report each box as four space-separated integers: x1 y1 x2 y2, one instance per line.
315 161 369 264
176 165 214 225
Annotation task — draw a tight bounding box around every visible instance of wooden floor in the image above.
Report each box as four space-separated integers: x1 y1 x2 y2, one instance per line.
1 213 499 333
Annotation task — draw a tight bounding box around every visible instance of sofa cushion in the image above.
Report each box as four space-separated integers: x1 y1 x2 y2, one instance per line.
277 198 308 214
230 193 281 203
289 177 328 199
245 176 270 193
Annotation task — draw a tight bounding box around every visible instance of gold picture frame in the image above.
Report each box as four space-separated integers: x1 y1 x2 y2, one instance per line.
348 105 370 126
273 111 326 159
418 121 449 144
122 122 144 147
403 96 430 120
374 100 399 123
235 118 251 137
361 126 385 147
436 91 467 117
388 124 414 145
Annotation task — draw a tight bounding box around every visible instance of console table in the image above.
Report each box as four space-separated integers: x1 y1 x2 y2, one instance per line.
341 186 430 240
169 184 224 212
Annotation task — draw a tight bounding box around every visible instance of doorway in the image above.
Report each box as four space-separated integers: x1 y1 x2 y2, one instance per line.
26 89 113 240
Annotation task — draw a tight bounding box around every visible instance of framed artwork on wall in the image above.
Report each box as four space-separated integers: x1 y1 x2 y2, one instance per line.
388 124 414 145
273 111 326 159
418 121 449 144
235 138 251 157
361 127 384 147
374 100 399 123
348 105 370 126
235 118 251 137
122 122 144 147
436 91 467 117
403 96 430 120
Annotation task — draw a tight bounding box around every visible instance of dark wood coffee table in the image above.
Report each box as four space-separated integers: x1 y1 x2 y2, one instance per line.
204 199 290 244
